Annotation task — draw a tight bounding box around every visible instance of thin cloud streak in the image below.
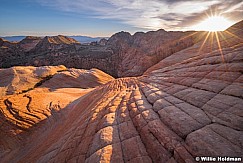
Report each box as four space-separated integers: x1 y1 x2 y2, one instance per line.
37 0 243 31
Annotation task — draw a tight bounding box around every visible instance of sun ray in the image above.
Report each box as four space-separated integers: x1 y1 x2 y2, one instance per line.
178 31 199 41
197 31 211 55
224 31 243 41
217 31 232 48
209 31 215 52
215 32 225 64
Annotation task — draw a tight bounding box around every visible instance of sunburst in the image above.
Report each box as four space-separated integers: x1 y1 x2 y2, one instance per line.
191 15 241 68
193 16 233 32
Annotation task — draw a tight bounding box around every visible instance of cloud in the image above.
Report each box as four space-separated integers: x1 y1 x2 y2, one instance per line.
37 0 243 31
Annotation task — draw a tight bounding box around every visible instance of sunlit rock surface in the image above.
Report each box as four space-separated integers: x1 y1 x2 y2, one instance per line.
0 65 67 97
0 66 114 159
0 21 243 162
0 65 113 97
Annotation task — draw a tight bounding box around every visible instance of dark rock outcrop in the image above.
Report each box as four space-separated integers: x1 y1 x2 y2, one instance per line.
18 36 42 52
0 30 198 77
108 29 197 76
98 38 108 46
0 38 4 47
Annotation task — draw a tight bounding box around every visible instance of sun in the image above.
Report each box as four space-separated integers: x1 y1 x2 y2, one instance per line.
193 16 233 32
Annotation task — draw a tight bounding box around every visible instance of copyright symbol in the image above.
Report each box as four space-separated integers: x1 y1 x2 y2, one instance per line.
195 157 200 161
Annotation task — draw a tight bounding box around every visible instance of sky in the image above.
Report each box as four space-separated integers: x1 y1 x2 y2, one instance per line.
0 0 242 37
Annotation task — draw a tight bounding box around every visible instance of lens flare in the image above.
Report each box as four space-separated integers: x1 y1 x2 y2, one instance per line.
193 16 233 31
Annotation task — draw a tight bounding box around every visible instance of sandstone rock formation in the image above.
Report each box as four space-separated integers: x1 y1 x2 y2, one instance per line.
32 35 80 52
0 65 113 97
0 65 66 97
0 66 114 159
39 68 114 90
107 30 196 77
0 21 242 162
99 38 108 46
18 36 42 52
0 29 197 77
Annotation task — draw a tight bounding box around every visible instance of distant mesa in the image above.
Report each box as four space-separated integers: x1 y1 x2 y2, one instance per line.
19 36 42 44
0 35 108 44
19 36 42 52
0 36 26 42
44 35 80 44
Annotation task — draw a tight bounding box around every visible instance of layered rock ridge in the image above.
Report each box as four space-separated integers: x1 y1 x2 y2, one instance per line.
0 65 114 158
0 30 199 77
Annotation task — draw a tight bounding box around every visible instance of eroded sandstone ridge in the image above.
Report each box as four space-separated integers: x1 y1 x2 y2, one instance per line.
0 30 197 77
0 21 243 162
0 66 114 159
